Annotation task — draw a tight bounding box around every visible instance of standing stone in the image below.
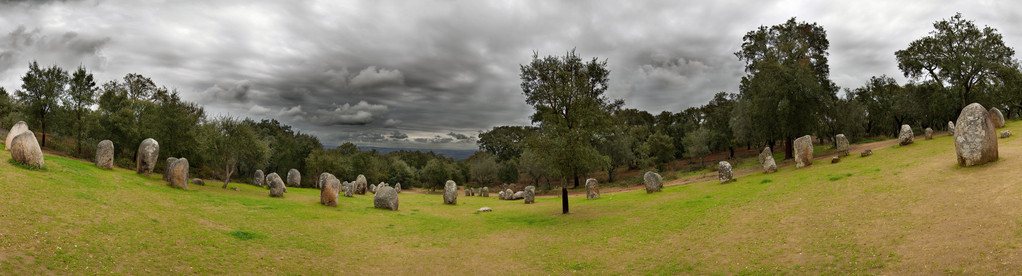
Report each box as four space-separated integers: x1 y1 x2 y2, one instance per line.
718 161 733 183
370 184 377 194
794 135 814 168
167 158 189 189
760 147 777 173
136 138 159 177
498 191 506 200
163 157 178 181
898 125 914 146
443 180 457 205
320 183 338 207
1001 130 1012 138
254 170 265 187
343 182 354 197
374 186 399 210
9 131 43 168
465 187 472 196
524 186 535 204
955 103 999 167
835 134 850 157
267 173 285 197
643 171 663 193
5 121 29 149
990 107 1006 128
354 174 368 194
287 169 301 187
948 121 956 136
925 128 933 140
585 178 600 200
326 177 341 198
861 149 873 157
504 189 514 200
95 140 114 169
317 172 331 190
395 183 402 193
481 187 488 197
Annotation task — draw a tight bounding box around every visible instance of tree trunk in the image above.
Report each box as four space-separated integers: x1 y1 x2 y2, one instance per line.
561 187 569 214
40 112 46 147
728 146 735 160
784 136 794 160
572 173 579 189
607 167 615 183
221 163 234 189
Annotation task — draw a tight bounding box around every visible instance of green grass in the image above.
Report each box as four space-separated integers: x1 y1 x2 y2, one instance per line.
2 123 1022 274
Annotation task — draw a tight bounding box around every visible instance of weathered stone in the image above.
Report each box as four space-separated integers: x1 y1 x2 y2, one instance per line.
861 149 873 157
643 171 662 193
163 157 178 181
394 183 402 193
924 128 933 140
95 140 114 169
135 138 159 177
990 107 1006 128
267 173 285 197
836 134 850 157
287 169 301 187
955 103 999 167
167 158 189 189
5 121 28 150
757 147 770 165
794 135 813 168
191 178 204 186
585 178 600 200
374 186 399 210
317 172 330 190
481 186 488 197
512 191 526 200
524 186 535 204
321 183 338 207
254 170 265 187
498 191 506 200
505 189 514 200
465 186 472 196
477 207 492 212
718 161 733 184
354 174 367 194
831 156 840 163
760 147 777 173
1001 130 1012 138
10 131 43 168
370 184 377 194
443 180 457 205
948 121 956 136
342 181 353 197
898 125 914 146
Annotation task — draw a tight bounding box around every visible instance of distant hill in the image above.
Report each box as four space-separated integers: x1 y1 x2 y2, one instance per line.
355 146 478 161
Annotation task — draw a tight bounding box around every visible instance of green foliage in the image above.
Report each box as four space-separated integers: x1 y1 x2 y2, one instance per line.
202 116 270 188
62 66 97 156
17 61 68 147
477 126 535 162
682 127 711 166
420 159 452 190
468 152 498 186
518 147 551 188
896 13 1016 109
497 160 519 184
227 230 264 240
520 49 620 187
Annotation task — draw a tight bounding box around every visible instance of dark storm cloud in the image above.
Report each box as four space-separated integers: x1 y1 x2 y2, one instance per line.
2 0 1021 149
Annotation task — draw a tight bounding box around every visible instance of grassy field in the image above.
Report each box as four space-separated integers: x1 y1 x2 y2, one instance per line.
2 123 1022 274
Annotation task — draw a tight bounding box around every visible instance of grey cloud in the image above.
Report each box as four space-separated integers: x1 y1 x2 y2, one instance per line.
388 131 408 140
447 132 470 140
0 25 110 82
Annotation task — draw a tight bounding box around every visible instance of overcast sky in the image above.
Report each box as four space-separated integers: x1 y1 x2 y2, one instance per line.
1 0 1020 149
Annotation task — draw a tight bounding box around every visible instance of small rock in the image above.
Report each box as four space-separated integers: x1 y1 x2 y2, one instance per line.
861 149 873 157
477 207 492 212
831 156 840 163
191 178 204 186
1001 130 1012 138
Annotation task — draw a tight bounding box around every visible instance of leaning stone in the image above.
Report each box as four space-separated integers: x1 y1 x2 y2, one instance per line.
794 135 813 168
990 107 1006 128
254 170 265 187
835 134 850 157
644 171 663 193
831 156 840 163
374 186 399 210
1001 130 1012 138
95 140 114 169
924 128 933 140
5 121 28 149
760 147 777 173
898 125 914 146
167 158 189 189
524 186 535 204
585 178 600 200
443 180 457 205
321 183 338 207
718 161 733 183
757 146 770 165
136 138 159 177
192 178 205 186
948 121 956 136
477 207 492 212
512 191 526 200
163 157 178 181
287 169 301 187
861 149 873 157
267 173 285 197
10 130 43 168
955 103 998 167
354 174 367 194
